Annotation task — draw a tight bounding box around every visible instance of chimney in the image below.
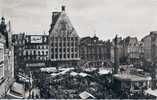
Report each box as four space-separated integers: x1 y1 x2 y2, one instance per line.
62 5 65 12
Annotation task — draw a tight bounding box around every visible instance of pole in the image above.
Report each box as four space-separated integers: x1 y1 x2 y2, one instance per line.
113 35 119 74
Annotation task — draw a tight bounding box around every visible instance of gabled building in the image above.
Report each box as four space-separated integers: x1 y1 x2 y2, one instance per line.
111 36 143 64
49 6 80 67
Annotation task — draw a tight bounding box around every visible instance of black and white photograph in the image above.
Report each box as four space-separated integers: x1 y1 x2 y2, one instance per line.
0 0 157 99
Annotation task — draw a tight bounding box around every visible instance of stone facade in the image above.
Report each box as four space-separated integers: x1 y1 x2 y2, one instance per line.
49 6 80 67
13 34 49 75
24 35 49 69
142 31 157 63
111 36 143 64
80 35 111 62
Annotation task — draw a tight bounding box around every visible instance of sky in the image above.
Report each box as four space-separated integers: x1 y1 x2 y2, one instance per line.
1 0 157 40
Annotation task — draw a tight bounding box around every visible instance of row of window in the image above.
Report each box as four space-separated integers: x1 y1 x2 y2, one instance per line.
24 56 48 61
51 54 79 59
51 48 78 53
51 42 78 47
25 45 48 49
23 50 48 56
51 37 78 41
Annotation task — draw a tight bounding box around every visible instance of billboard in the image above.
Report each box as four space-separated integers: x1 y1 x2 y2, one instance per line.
31 36 42 43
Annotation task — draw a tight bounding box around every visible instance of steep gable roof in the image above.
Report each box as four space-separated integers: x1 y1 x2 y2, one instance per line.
49 11 78 37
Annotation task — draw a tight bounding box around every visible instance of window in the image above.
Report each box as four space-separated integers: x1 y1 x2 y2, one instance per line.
71 48 74 52
46 51 48 55
38 51 40 55
28 51 30 55
26 51 28 55
71 54 74 58
64 54 66 58
55 48 58 52
60 54 62 59
51 48 54 52
0 43 4 79
67 48 70 52
71 42 74 46
64 48 66 52
55 54 58 59
34 51 36 55
59 48 62 52
23 51 26 55
67 42 70 46
67 54 70 58
59 43 62 46
55 43 58 47
75 54 78 58
63 43 66 46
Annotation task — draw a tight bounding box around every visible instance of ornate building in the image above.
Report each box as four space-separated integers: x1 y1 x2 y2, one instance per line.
0 17 14 97
111 36 143 64
49 6 80 67
24 35 49 69
80 35 111 61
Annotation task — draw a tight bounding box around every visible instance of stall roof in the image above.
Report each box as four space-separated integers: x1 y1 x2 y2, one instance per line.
79 72 88 77
70 72 78 76
51 68 74 77
79 91 95 99
145 88 157 97
98 69 112 75
113 74 149 82
40 67 56 73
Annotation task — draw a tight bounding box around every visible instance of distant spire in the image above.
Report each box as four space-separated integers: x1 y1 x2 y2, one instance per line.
1 16 5 24
61 5 66 12
114 34 118 45
8 20 11 32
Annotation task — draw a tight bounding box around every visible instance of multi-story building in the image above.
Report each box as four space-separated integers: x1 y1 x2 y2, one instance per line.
24 35 49 70
123 36 141 63
12 33 25 77
80 35 111 62
142 31 157 63
111 36 143 64
0 17 14 97
49 6 80 67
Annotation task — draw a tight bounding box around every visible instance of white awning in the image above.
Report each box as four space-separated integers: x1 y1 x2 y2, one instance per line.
11 82 25 94
79 73 88 77
70 72 78 76
79 91 95 99
145 88 157 97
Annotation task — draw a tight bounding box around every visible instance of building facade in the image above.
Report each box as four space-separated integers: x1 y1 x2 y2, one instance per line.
142 31 157 63
0 17 14 97
12 33 25 77
49 6 80 67
111 36 143 64
80 35 111 62
24 35 49 70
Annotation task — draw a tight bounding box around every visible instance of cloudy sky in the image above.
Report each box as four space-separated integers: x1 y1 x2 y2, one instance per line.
1 0 157 40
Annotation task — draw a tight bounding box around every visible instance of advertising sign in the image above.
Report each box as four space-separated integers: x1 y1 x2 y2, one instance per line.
26 63 45 67
31 36 42 43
